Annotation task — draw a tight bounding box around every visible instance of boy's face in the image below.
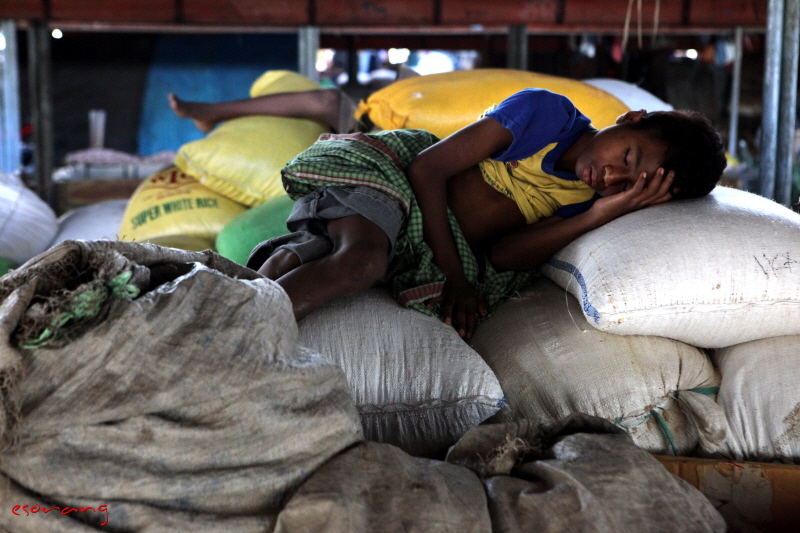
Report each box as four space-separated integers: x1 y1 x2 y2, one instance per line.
575 111 668 197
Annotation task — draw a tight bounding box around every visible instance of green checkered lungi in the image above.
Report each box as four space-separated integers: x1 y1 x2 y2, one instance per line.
281 129 532 320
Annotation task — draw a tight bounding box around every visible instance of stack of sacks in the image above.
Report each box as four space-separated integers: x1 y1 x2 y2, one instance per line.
531 186 800 462
0 172 57 273
119 70 328 253
470 278 725 456
581 78 674 112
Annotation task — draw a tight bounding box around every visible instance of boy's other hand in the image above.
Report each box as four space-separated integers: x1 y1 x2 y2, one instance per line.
427 277 488 340
591 167 674 224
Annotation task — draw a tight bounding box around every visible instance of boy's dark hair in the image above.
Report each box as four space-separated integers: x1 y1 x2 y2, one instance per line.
632 110 727 199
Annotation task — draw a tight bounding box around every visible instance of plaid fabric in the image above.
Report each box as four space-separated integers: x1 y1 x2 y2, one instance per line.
281 129 532 319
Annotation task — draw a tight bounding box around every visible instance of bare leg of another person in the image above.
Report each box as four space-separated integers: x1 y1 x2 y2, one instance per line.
168 89 345 133
261 215 390 321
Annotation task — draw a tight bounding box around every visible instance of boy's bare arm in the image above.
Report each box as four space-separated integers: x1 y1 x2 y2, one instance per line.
489 169 674 271
406 117 513 338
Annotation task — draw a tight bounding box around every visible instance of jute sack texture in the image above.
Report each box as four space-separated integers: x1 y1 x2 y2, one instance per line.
712 335 800 463
0 240 362 533
298 288 504 458
540 186 800 348
355 69 630 139
273 415 726 533
174 70 329 207
470 278 726 456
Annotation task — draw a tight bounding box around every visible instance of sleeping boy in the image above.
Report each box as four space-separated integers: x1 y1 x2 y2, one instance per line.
244 88 727 339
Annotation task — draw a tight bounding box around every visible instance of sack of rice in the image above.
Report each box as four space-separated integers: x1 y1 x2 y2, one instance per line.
51 199 128 246
469 278 726 456
712 335 800 462
540 186 800 348
298 288 504 458
0 240 362 533
0 172 57 266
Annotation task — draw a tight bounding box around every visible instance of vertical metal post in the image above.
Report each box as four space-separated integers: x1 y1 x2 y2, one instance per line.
298 26 320 82
27 22 55 207
0 20 21 174
760 0 783 200
507 24 528 71
776 0 800 207
727 26 743 160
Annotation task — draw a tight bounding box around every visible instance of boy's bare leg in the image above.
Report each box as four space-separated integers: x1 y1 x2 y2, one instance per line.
168 89 344 133
258 248 302 280
264 215 390 321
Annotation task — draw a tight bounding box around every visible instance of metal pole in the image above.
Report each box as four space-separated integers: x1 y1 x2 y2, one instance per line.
298 26 320 82
507 24 528 70
27 22 55 208
727 26 743 160
776 0 800 207
760 0 783 200
1 20 21 174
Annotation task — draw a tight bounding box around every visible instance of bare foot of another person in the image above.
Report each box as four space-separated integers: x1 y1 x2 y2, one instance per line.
168 93 219 133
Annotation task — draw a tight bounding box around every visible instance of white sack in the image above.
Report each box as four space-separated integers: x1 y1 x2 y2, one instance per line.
51 199 128 246
0 240 363 533
0 171 57 265
298 288 504 457
469 278 726 456
540 186 800 348
712 336 800 462
582 78 674 112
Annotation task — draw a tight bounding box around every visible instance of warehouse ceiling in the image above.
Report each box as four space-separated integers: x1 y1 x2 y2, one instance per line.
2 0 767 32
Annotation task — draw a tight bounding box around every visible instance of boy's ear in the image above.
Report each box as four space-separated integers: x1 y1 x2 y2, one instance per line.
615 109 647 124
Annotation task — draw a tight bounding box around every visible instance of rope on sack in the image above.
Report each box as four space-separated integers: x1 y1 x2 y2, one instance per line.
16 271 140 350
651 387 721 456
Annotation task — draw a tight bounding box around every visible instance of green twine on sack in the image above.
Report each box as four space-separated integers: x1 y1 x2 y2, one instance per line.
19 271 140 350
649 408 678 456
684 386 720 396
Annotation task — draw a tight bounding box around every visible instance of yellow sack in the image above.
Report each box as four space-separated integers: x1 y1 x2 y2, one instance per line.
174 70 329 207
356 69 630 139
118 166 247 252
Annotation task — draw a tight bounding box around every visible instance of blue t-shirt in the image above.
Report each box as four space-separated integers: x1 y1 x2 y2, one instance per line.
483 89 600 220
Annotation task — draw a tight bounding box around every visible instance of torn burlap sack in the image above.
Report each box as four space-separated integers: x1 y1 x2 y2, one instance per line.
446 414 727 533
0 240 363 533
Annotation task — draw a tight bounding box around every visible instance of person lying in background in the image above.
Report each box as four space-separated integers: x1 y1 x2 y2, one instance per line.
172 87 727 340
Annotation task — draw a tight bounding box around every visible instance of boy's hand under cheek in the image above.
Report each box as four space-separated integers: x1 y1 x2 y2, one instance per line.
591 168 674 224
426 277 488 340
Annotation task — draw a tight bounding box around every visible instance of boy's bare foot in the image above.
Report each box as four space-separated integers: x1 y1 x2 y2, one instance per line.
168 93 219 133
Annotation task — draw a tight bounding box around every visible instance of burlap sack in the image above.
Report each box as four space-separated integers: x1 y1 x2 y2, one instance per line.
470 278 726 456
446 415 727 533
0 240 362 533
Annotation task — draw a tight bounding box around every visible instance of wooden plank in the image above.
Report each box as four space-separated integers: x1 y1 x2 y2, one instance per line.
183 0 310 25
316 0 434 26
689 0 767 26
564 0 682 26
0 0 45 19
441 0 558 26
50 0 176 23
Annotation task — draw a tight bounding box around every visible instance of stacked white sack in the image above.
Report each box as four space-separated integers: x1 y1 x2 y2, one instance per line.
582 78 674 112
711 336 800 463
540 186 800 348
470 278 726 456
0 172 57 266
51 199 128 246
299 288 505 458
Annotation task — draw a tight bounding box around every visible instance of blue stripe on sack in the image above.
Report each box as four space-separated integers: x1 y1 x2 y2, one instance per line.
545 258 601 323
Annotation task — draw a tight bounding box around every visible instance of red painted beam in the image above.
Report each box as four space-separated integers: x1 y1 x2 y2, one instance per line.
564 0 682 26
50 0 176 23
0 0 46 20
441 0 559 26
317 0 434 26
183 0 310 25
689 0 767 26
